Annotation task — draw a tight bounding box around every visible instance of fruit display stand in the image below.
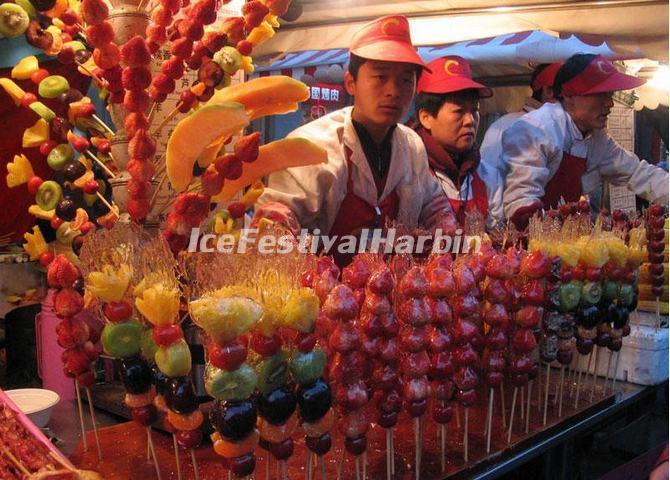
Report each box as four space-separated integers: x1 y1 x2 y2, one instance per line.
61 376 657 480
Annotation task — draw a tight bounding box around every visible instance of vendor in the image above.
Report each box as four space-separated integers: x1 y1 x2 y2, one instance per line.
502 54 669 229
480 62 561 178
413 56 504 228
255 15 456 261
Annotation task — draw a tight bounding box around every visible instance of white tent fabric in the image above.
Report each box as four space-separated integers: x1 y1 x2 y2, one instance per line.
255 0 668 63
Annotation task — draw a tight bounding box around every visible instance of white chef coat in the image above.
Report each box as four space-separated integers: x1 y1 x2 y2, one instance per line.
258 107 452 234
502 102 669 219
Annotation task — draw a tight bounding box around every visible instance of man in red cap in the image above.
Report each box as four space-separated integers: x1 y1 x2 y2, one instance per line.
503 54 669 229
414 56 503 229
255 15 456 264
480 62 561 179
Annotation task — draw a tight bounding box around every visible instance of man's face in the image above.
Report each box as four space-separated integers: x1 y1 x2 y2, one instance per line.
419 91 480 154
344 60 417 129
564 92 615 133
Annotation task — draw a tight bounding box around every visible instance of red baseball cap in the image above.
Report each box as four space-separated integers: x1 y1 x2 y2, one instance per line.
560 55 645 96
530 62 562 92
416 56 492 98
350 15 428 70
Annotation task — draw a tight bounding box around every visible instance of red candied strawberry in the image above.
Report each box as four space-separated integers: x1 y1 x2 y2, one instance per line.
483 277 511 304
86 22 114 48
466 256 485 283
453 343 478 366
161 57 185 80
264 0 291 15
520 279 545 306
146 24 167 44
314 270 338 304
202 31 228 53
47 255 80 288
367 267 394 295
56 318 90 348
220 17 245 45
128 130 156 161
315 256 340 278
233 132 261 164
511 328 537 354
427 254 453 271
128 198 151 222
506 247 522 271
485 253 515 280
427 266 455 298
452 263 475 294
398 266 429 298
54 288 84 318
482 302 510 328
515 305 543 328
362 292 390 315
81 0 108 25
172 193 210 218
127 158 155 182
201 167 225 196
127 179 152 199
452 365 478 391
344 256 370 289
323 284 359 320
102 65 123 90
450 294 479 317
177 19 205 41
163 229 189 254
484 327 508 350
429 326 453 355
170 38 194 59
124 89 151 113
65 346 92 375
482 349 506 372
426 297 452 326
93 43 121 70
452 317 479 346
242 1 269 31
82 340 99 361
124 112 150 137
153 73 176 95
352 288 365 309
521 250 551 279
192 0 217 24
122 66 152 90
121 36 152 67
397 298 431 325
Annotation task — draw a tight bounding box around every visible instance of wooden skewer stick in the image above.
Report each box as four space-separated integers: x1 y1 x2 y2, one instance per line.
414 416 421 479
149 173 168 210
558 367 566 417
85 150 116 179
305 452 314 480
486 388 494 453
191 450 200 480
589 347 601 403
173 434 182 480
95 192 120 218
507 387 518 443
574 368 584 409
500 383 507 428
604 350 614 394
266 452 270 480
2 447 30 476
390 429 395 475
85 388 103 460
49 451 74 471
464 407 469 463
362 450 367 480
525 381 532 434
543 364 551 426
455 403 461 429
146 429 151 461
146 427 162 480
355 456 361 480
336 448 345 480
655 296 661 331
147 101 158 126
537 364 543 413
611 351 621 391
76 61 105 86
151 104 181 138
74 381 88 451
92 114 116 137
521 380 526 425
320 455 326 480
440 424 447 471
386 428 392 480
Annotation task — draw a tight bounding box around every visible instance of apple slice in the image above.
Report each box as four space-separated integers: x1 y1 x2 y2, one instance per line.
207 75 309 121
212 137 327 202
166 102 249 192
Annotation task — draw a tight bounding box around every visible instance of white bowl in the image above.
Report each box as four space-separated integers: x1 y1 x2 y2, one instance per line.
5 389 60 427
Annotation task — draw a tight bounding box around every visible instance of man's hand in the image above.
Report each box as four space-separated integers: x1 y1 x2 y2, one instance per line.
251 202 301 236
510 201 543 231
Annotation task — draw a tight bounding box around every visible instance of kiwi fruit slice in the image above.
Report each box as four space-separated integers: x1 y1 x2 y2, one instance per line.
205 363 257 401
35 180 62 210
38 75 70 99
0 3 30 38
256 351 288 396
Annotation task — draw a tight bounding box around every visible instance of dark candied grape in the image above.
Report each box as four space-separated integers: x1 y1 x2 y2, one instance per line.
165 376 198 414
56 198 77 221
211 400 256 442
344 435 366 456
269 438 293 460
229 453 255 477
297 379 331 423
305 433 332 455
152 364 170 395
119 356 153 394
257 386 296 426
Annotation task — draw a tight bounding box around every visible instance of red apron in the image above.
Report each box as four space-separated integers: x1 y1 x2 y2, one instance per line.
542 152 587 209
446 171 489 226
328 148 400 266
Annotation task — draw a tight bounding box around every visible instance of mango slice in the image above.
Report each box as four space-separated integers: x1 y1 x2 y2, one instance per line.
166 103 249 192
213 137 327 202
6 154 34 187
23 118 51 148
11 56 39 80
207 76 309 121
